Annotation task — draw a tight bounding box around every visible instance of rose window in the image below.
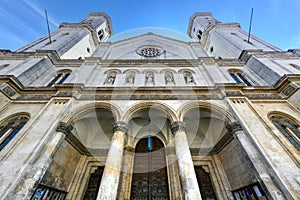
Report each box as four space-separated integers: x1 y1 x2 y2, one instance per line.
136 46 164 57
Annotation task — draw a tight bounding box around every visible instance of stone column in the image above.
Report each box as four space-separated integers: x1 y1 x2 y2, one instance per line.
171 122 202 200
117 146 135 200
97 121 128 200
165 145 183 199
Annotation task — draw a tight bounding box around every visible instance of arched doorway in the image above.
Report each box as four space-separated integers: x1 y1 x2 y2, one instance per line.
130 136 169 199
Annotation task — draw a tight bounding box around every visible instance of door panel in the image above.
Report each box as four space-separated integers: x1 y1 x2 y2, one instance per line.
195 166 217 200
131 137 169 200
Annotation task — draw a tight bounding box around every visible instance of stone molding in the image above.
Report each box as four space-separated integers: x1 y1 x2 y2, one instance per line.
123 146 135 152
226 121 243 134
170 122 186 134
113 121 128 134
56 122 73 135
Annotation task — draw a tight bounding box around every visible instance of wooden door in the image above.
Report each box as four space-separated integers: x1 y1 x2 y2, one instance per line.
131 137 169 200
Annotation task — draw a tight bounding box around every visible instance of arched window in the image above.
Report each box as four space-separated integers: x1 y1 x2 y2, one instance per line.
98 29 104 41
270 114 300 151
47 70 71 87
229 70 253 86
182 71 195 84
197 30 203 40
0 114 29 151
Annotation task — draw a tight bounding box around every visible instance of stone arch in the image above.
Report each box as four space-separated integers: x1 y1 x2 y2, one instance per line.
62 102 122 123
56 69 72 74
268 111 300 152
228 68 254 86
47 69 72 86
178 69 196 74
268 111 300 125
132 133 167 149
227 68 243 74
124 70 138 84
0 112 30 123
122 101 178 123
103 69 122 74
179 69 196 84
141 69 158 74
103 69 121 85
160 69 177 74
178 101 235 122
0 112 30 151
123 69 140 74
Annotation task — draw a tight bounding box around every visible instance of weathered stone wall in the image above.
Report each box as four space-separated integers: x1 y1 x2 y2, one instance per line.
41 140 81 191
218 139 257 190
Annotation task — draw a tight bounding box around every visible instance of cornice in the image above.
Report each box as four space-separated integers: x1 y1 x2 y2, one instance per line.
1 75 298 101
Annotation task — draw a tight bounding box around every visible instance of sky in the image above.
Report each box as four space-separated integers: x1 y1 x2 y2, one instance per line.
0 0 300 51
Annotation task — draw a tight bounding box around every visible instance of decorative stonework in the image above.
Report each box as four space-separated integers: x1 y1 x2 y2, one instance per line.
282 84 297 97
113 121 128 133
226 121 243 134
171 122 186 134
56 122 73 135
136 46 164 57
0 84 16 97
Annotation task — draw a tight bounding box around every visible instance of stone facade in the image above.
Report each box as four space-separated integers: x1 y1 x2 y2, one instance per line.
0 12 300 200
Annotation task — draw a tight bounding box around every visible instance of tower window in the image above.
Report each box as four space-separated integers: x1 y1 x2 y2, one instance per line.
270 114 300 152
0 114 29 151
98 29 104 41
47 70 71 87
229 70 253 86
197 30 203 40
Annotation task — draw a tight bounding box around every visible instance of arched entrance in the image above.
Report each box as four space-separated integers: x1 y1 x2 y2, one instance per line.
130 136 169 199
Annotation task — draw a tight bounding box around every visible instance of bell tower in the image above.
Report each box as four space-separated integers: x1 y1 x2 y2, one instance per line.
188 12 282 59
16 12 113 59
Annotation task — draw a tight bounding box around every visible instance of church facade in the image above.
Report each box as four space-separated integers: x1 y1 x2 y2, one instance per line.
0 12 300 200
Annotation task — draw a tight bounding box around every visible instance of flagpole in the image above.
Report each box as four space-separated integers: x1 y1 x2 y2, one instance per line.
247 8 254 44
45 10 52 44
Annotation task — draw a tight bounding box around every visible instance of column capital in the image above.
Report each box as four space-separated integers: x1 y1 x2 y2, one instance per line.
124 146 135 152
171 122 186 135
56 122 73 135
226 121 243 134
113 121 128 134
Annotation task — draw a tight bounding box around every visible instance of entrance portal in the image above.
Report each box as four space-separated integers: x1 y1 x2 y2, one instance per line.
130 136 169 199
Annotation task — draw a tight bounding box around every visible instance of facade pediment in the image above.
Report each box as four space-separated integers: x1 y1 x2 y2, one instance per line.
92 32 208 59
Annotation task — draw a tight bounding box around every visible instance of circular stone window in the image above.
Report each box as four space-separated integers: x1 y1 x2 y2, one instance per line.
136 46 164 58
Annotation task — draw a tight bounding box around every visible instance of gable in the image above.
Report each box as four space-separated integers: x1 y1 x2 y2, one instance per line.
92 33 208 59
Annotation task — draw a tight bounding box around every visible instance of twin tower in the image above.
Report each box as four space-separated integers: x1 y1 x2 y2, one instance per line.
17 12 281 60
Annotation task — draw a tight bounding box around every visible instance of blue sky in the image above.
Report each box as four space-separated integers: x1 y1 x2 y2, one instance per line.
0 0 300 51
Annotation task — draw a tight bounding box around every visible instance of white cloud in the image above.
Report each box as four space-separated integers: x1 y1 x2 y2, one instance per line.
22 0 59 27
